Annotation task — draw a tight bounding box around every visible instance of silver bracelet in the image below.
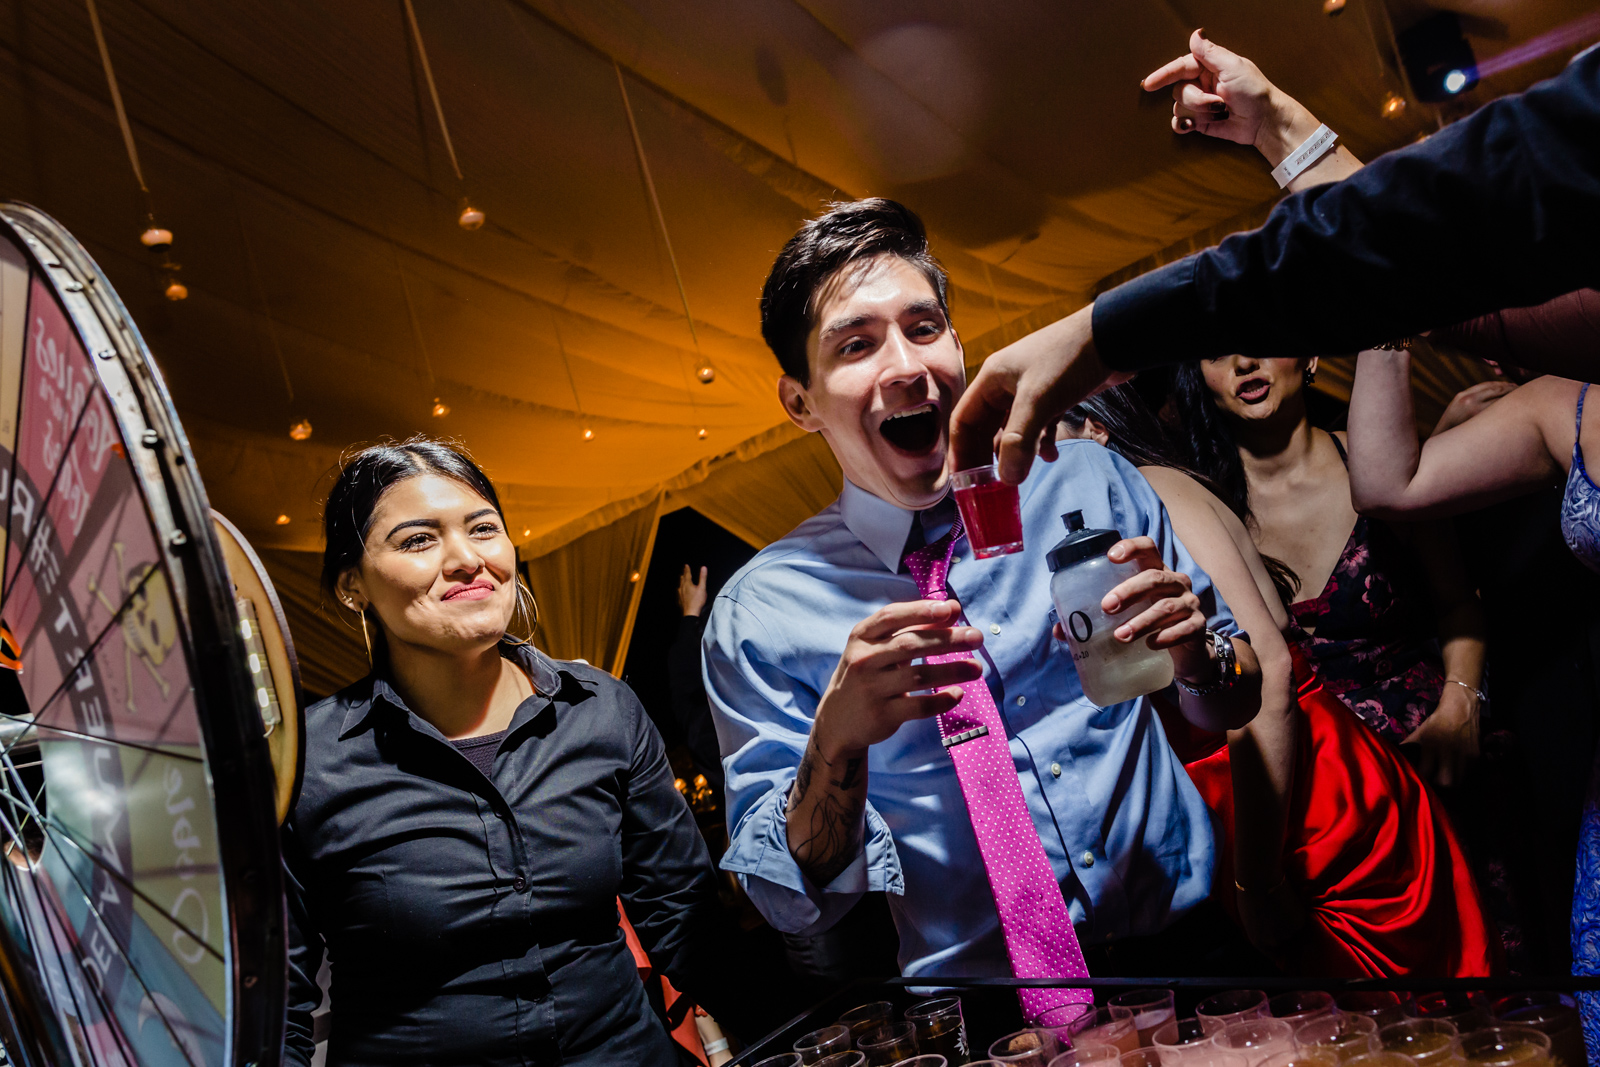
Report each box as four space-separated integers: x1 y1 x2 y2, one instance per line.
1445 679 1488 705
1175 630 1240 697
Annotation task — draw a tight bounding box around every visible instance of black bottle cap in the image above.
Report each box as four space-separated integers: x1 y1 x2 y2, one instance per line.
1046 510 1119 572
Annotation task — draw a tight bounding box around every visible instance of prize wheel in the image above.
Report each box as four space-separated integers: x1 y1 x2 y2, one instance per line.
0 203 287 1067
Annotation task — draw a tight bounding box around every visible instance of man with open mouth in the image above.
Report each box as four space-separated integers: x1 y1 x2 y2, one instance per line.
702 199 1267 998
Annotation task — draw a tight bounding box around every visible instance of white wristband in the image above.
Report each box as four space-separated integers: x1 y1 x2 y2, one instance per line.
1270 124 1339 188
702 1038 730 1055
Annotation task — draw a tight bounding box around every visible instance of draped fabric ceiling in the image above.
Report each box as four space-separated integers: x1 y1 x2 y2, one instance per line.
0 0 1589 691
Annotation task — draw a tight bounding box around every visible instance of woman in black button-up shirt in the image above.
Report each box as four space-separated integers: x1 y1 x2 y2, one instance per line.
284 440 740 1066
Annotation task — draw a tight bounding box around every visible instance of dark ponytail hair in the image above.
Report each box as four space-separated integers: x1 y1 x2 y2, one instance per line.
1066 378 1301 605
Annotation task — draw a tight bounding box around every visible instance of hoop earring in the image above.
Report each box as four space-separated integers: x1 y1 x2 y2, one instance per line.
359 611 372 665
510 579 539 642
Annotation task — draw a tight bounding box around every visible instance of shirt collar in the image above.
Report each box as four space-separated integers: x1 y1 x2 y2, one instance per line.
339 640 569 739
838 478 957 572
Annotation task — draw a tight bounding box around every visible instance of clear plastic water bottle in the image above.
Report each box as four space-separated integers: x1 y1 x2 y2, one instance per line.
1046 510 1174 706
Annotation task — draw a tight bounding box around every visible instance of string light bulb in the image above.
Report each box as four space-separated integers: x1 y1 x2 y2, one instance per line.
431 397 450 418
1382 92 1408 118
695 360 716 384
582 426 595 442
164 277 188 301
458 202 485 230
1322 0 1345 14
288 418 313 441
697 428 707 440
522 527 531 538
140 226 173 252
275 513 291 525
629 571 641 583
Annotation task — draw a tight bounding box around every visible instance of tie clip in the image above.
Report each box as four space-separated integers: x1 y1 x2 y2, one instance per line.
942 725 989 748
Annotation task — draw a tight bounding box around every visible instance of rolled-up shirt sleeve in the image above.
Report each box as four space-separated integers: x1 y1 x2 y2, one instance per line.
702 594 904 936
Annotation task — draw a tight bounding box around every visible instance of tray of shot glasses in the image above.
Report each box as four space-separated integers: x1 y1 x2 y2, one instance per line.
725 976 1595 1067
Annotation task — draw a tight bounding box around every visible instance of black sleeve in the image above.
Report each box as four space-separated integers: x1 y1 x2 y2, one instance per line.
665 615 706 733
282 825 326 1067
1093 45 1600 369
615 683 755 1037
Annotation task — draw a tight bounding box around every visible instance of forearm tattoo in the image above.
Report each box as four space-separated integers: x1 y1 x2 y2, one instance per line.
787 733 868 887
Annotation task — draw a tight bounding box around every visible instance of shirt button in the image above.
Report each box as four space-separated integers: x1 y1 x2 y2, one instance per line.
1050 762 1062 778
512 875 527 892
1080 851 1095 868
990 624 1002 635
1016 695 1026 707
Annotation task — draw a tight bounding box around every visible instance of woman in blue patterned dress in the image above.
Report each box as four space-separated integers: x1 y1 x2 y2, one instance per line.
1346 294 1600 1059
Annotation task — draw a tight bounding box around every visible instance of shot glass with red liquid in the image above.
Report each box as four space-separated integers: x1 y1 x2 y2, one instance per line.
951 465 1024 558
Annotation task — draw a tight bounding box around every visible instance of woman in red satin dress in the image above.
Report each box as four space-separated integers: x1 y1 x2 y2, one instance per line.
1061 388 1501 976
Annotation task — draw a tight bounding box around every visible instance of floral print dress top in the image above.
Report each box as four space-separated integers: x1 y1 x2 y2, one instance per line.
1288 503 1445 745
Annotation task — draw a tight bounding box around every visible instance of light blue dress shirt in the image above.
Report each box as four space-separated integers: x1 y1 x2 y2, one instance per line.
702 440 1236 982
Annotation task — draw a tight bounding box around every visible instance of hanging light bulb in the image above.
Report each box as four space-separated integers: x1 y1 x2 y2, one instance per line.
522 527 531 538
1382 92 1408 118
431 397 450 418
140 225 174 252
581 426 595 442
275 513 291 526
1322 0 1346 14
458 201 485 231
288 418 313 441
695 359 716 384
629 571 641 583
697 428 707 440
164 277 188 301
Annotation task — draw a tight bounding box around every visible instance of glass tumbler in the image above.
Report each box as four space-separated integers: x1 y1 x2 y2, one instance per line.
1335 993 1407 1031
840 1002 898 1045
1269 991 1337 1030
1490 992 1584 1067
1154 1016 1216 1058
1458 1026 1552 1066
1405 991 1490 1035
1044 1044 1119 1066
859 1022 921 1067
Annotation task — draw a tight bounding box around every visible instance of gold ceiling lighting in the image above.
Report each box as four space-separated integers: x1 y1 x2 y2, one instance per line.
1382 92 1408 118
275 513 291 526
431 397 450 418
581 426 595 442
457 202 485 230
288 418 313 441
697 428 707 440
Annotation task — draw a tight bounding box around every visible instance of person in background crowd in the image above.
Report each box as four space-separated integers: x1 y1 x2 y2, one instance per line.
1172 356 1488 785
1345 295 1600 1058
284 439 747 1067
670 564 725 802
1060 386 1500 976
947 35 1600 484
706 198 1269 997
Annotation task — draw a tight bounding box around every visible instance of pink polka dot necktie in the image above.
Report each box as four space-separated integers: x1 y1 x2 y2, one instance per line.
903 514 1092 1019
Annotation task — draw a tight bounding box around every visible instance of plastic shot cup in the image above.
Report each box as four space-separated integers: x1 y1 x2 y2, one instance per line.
1071 1007 1139 1057
753 1057 806 1067
1116 1051 1166 1067
1153 1016 1215 1058
895 1059 949 1067
1260 1052 1341 1067
1045 1044 1119 1066
1270 991 1336 1030
1294 1014 1380 1062
1197 991 1270 1036
797 1024 854 1064
1343 1055 1416 1067
1490 992 1584 1067
1109 989 1178 1048
1335 993 1407 1031
989 1028 1063 1066
906 998 969 1064
1215 1018 1295 1065
1377 1018 1462 1066
815 1054 868 1067
1405 991 1490 1035
951 465 1024 558
839 1002 898 1045
1031 1002 1096 1046
858 1021 920 1066
1458 1026 1553 1066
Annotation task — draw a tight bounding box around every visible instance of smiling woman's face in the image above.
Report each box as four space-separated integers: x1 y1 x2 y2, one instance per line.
1200 354 1316 424
337 473 518 659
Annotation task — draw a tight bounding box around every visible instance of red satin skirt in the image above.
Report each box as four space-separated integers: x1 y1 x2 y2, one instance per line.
1175 645 1503 976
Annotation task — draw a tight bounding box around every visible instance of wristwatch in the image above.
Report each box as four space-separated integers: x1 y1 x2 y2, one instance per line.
1175 629 1240 697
